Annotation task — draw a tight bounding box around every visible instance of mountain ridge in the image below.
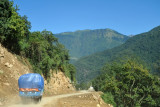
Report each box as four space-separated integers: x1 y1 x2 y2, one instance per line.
55 28 129 60
74 25 160 83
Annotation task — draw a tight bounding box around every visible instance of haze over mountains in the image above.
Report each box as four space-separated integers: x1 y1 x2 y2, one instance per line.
74 26 160 83
55 29 129 61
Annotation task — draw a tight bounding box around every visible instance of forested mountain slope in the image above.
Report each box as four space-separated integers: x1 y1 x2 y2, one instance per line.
74 25 160 83
55 29 129 61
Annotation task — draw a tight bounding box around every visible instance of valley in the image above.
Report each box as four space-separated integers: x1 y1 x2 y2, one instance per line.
0 0 160 106
74 26 160 83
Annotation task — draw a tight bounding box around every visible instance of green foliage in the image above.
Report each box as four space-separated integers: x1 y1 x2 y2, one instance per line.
75 82 91 90
0 0 30 54
101 92 116 107
67 64 76 82
74 26 160 83
93 60 160 107
23 30 76 81
0 0 76 82
55 29 129 61
0 0 12 41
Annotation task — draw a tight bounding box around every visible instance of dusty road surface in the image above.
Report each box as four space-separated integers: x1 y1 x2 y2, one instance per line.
5 91 92 107
56 91 110 107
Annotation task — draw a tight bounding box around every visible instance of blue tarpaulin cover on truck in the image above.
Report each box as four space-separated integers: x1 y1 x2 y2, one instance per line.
18 73 44 91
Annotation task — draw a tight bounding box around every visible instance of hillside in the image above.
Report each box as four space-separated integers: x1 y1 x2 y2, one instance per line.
0 44 75 106
0 44 32 105
55 29 129 61
0 44 111 107
74 25 160 83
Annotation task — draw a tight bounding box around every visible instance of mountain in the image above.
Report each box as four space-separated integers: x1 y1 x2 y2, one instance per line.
55 29 129 61
74 26 160 83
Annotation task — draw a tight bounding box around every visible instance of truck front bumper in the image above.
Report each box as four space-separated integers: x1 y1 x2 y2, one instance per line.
19 91 43 98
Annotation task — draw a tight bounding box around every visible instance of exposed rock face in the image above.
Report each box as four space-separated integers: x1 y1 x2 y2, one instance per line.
0 70 3 74
5 62 13 68
0 44 32 105
44 71 75 95
0 44 5 63
0 44 75 105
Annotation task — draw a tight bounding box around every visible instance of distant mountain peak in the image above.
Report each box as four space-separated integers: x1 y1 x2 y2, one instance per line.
74 26 160 83
56 28 122 35
55 28 129 59
150 25 160 32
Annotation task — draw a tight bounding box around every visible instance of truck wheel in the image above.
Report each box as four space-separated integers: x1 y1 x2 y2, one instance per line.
39 96 42 101
34 97 41 104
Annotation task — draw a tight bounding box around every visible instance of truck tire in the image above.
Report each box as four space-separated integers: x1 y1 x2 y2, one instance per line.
39 96 42 101
33 96 42 104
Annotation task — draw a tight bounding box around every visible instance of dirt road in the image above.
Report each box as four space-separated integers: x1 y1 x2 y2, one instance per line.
6 91 91 107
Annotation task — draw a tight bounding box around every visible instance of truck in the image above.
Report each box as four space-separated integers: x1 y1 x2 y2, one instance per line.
18 73 44 103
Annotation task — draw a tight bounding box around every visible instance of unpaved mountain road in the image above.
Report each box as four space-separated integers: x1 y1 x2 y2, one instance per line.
6 91 92 107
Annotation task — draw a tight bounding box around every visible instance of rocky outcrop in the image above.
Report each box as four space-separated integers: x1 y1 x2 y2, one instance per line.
44 71 75 95
0 44 75 105
0 44 31 105
0 44 5 63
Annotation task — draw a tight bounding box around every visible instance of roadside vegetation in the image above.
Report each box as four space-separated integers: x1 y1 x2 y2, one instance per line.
1 0 160 106
93 59 160 107
0 0 76 82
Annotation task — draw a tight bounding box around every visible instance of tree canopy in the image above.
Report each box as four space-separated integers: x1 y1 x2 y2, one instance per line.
0 0 76 82
74 25 160 83
93 59 160 107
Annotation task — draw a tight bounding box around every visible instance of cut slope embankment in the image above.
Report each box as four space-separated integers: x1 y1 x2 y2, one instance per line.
0 44 75 106
0 44 31 105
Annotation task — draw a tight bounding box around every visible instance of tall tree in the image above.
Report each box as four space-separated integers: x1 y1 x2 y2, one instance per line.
0 0 12 42
0 0 30 54
93 60 160 107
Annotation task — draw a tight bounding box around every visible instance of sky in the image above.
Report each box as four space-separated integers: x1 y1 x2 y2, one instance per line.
13 0 160 35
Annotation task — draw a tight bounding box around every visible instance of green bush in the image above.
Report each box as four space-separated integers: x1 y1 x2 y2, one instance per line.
102 92 116 107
